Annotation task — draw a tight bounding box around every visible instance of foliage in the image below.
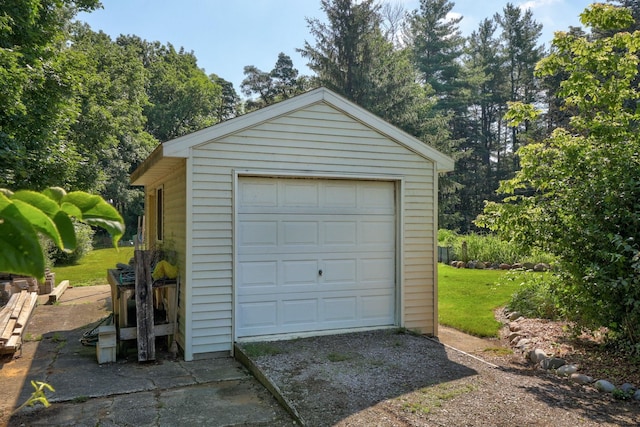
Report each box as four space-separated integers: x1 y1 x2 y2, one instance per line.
439 230 555 265
53 247 134 286
241 52 309 111
13 381 55 414
0 0 101 190
0 188 124 281
477 4 640 350
503 271 562 319
299 0 438 136
438 265 510 337
46 220 95 266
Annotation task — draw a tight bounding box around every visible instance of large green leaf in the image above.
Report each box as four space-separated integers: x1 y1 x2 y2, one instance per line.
11 199 64 250
61 191 125 245
0 193 45 281
12 190 60 217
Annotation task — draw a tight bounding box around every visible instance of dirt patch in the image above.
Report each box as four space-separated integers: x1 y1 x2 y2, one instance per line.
241 329 639 426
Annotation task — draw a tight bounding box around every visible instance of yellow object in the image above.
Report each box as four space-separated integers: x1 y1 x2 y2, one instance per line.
152 260 178 280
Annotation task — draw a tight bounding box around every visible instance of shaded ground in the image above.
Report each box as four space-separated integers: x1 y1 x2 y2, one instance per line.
240 330 639 426
0 286 292 427
2 285 638 426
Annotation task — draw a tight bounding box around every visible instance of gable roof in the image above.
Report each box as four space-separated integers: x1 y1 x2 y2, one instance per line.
131 87 454 186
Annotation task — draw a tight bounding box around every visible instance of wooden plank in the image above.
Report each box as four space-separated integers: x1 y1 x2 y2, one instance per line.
119 323 175 341
10 291 27 319
135 250 155 362
0 293 19 327
16 292 38 328
1 319 16 342
0 334 21 353
48 280 70 304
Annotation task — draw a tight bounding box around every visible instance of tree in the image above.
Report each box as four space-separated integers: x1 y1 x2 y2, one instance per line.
299 0 433 133
0 0 101 190
0 188 124 281
495 4 544 162
478 4 640 351
117 36 223 142
241 53 308 112
211 74 242 121
407 0 465 112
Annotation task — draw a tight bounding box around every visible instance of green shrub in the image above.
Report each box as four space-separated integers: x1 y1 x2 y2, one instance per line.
503 271 561 319
46 221 95 266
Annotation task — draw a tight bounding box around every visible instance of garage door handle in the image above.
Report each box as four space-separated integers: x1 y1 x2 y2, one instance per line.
318 269 323 276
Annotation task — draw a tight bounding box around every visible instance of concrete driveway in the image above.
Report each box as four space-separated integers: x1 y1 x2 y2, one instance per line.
0 285 293 427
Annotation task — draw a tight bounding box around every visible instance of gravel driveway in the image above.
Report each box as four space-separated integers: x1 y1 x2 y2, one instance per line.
238 329 639 426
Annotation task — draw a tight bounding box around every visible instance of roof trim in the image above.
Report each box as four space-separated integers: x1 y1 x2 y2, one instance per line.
162 87 454 172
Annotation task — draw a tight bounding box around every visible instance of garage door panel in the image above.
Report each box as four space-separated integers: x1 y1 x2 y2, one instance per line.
282 299 318 325
323 221 357 245
323 297 357 321
238 301 278 329
239 181 278 207
361 293 395 320
322 259 357 283
283 260 319 285
281 221 319 246
236 177 396 338
360 257 396 283
239 221 277 246
282 181 319 207
238 261 277 289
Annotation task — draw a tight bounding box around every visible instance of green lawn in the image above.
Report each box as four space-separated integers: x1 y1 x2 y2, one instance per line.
438 264 515 337
53 251 515 337
52 247 135 287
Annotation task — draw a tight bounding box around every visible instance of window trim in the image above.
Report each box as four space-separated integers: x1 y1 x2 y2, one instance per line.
156 185 164 242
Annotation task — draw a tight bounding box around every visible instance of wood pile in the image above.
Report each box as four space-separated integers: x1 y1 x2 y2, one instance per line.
0 290 38 354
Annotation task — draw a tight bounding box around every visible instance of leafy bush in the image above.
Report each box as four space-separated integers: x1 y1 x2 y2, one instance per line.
503 271 562 319
46 221 95 266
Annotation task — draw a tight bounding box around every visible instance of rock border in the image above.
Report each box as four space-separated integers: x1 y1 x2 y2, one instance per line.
503 309 640 401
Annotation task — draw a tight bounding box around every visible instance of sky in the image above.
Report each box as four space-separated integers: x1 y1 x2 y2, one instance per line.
77 0 596 93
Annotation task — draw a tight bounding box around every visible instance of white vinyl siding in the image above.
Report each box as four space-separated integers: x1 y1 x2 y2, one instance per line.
145 161 187 349
187 102 436 355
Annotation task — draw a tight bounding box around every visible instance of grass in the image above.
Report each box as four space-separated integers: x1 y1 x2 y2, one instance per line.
52 247 134 287
438 264 516 338
51 248 515 339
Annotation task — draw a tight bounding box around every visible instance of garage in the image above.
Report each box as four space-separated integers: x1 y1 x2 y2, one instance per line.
130 87 454 360
236 177 397 338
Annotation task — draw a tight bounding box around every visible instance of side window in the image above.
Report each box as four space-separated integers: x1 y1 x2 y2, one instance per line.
156 186 164 242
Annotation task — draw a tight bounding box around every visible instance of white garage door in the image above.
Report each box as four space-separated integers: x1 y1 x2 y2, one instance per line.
236 177 397 338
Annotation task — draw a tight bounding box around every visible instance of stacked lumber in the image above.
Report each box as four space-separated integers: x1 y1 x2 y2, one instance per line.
0 290 38 354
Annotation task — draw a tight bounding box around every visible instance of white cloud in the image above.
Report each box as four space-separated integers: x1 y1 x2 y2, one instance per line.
519 0 561 11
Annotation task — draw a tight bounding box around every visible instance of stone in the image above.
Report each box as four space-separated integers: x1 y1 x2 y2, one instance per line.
523 262 535 270
499 263 511 270
620 383 635 393
457 261 466 268
475 262 485 269
508 322 521 332
467 261 476 269
634 389 640 401
529 348 547 364
570 373 593 385
541 357 565 370
594 379 616 393
516 338 531 349
450 261 458 267
512 263 523 269
508 311 521 321
507 331 522 341
556 364 578 376
533 263 548 272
